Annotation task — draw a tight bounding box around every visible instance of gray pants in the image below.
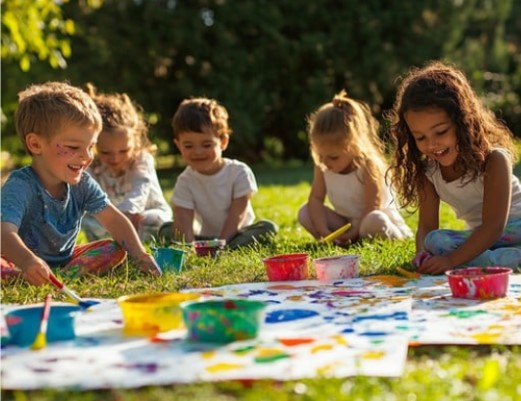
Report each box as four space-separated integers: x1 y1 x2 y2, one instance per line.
157 220 278 249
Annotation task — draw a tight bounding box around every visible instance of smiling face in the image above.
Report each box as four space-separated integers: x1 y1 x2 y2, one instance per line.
174 127 229 175
96 128 135 176
405 108 459 168
27 123 99 197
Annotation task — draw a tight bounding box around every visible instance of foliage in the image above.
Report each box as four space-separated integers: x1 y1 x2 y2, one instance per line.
1 0 520 162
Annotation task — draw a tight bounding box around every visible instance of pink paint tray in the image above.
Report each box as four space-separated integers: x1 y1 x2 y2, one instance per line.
445 267 512 300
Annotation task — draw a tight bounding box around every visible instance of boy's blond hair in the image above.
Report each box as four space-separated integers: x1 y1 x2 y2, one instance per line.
14 81 102 154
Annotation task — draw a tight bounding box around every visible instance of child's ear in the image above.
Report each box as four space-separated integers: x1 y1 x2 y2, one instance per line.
173 138 181 151
220 134 229 151
25 133 44 155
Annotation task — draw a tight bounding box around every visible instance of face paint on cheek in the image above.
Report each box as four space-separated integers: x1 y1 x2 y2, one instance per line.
55 144 78 159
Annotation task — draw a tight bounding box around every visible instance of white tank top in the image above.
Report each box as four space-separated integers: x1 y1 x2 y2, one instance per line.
426 158 521 229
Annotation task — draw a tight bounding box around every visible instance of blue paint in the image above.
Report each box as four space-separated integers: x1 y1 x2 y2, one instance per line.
341 327 355 333
265 309 319 323
359 331 390 336
352 311 407 323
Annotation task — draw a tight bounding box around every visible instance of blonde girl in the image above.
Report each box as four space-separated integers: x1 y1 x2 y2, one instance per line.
388 60 521 274
82 85 172 242
298 90 412 245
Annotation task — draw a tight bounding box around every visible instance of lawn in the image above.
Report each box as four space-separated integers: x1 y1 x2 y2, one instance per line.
1 163 520 401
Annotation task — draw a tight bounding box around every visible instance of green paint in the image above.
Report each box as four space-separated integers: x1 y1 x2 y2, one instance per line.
233 345 256 354
444 310 488 319
254 353 290 363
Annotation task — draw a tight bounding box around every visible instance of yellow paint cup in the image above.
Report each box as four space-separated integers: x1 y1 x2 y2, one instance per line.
118 292 201 336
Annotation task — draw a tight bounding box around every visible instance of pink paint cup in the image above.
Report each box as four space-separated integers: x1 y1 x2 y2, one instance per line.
262 253 309 281
313 254 359 281
445 266 512 299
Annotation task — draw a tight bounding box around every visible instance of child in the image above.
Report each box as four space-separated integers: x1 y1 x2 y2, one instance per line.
298 90 412 245
82 85 172 243
388 60 521 274
158 97 278 249
1 82 161 286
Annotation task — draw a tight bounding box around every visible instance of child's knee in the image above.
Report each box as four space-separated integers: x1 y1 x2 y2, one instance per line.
359 211 397 238
424 230 455 254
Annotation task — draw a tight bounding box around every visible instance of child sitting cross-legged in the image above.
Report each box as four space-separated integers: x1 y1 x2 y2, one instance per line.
158 97 278 249
1 82 161 286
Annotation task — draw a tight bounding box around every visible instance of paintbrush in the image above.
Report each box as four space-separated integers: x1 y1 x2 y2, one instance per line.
30 294 52 350
48 273 100 309
319 223 352 243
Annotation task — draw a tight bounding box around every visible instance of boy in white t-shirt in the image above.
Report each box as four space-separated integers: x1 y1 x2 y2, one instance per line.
158 97 277 249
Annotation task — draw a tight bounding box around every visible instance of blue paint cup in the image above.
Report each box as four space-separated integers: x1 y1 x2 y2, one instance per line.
5 304 81 347
152 247 186 273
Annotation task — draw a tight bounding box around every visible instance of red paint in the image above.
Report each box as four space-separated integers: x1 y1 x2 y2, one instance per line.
279 338 315 346
446 267 512 299
263 253 309 281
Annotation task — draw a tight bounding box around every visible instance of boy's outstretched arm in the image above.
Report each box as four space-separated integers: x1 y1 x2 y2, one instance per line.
220 195 250 241
94 204 161 275
1 222 52 286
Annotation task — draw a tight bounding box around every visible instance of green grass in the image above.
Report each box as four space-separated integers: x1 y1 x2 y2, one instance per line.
1 163 520 401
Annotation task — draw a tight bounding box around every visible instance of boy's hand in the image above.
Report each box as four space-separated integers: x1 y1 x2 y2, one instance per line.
134 252 162 276
19 256 53 286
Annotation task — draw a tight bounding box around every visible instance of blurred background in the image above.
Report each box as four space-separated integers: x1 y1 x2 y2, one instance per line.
2 0 520 169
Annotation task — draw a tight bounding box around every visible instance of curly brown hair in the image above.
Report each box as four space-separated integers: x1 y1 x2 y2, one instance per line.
171 97 231 140
387 60 517 208
85 83 155 162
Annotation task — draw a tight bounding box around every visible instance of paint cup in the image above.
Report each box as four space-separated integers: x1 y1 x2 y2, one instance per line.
152 247 186 273
313 255 359 281
446 266 512 299
182 299 267 343
5 304 81 347
263 253 309 281
193 239 226 257
118 292 201 336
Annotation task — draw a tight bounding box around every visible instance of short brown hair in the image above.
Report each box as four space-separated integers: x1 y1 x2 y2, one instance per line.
172 97 231 140
15 81 102 153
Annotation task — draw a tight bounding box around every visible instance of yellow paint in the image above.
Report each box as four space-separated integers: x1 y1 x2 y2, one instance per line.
256 347 284 356
361 350 386 359
331 335 348 346
471 332 501 344
311 344 333 353
286 295 304 301
366 275 409 287
206 363 244 373
202 351 216 359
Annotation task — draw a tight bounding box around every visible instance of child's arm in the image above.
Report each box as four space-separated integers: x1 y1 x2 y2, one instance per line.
1 222 53 286
307 166 330 238
173 205 195 242
220 194 250 241
94 204 161 275
419 150 511 274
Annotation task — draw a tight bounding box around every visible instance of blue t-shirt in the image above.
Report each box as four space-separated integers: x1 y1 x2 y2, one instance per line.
1 166 109 266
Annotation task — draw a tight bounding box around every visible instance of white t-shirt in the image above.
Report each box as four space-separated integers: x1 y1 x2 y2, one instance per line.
426 159 521 229
88 152 172 220
171 158 257 237
324 167 411 235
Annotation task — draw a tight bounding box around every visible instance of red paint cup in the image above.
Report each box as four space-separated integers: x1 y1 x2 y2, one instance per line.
445 266 512 299
262 253 309 281
193 240 226 257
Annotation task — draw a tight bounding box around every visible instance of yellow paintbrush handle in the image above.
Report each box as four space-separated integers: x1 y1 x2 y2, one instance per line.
320 223 352 243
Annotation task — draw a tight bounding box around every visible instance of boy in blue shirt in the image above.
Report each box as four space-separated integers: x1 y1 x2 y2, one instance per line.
1 82 161 286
